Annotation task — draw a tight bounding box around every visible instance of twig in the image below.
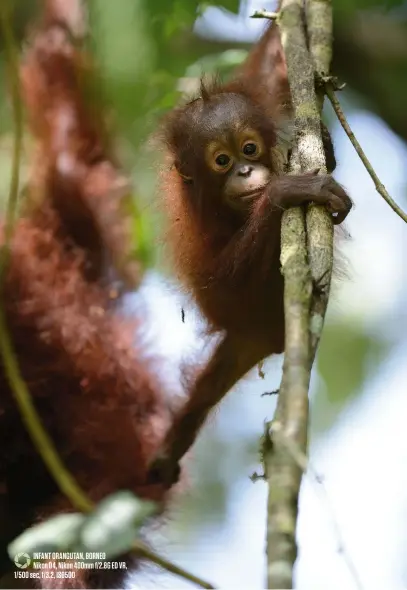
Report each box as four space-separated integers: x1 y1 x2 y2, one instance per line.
0 314 94 512
251 10 278 20
325 82 407 224
135 544 215 589
261 389 279 397
0 2 23 251
270 423 364 590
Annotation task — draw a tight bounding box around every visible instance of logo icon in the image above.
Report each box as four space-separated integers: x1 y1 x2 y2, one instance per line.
14 553 31 569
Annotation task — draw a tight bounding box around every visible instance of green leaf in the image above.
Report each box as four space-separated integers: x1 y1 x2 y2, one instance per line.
8 514 85 559
79 492 157 558
198 1 240 15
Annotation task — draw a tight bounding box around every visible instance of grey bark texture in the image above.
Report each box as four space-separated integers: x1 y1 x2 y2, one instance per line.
264 1 335 588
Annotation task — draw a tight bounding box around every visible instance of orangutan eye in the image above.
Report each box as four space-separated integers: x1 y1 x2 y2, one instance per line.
206 144 234 173
215 154 231 168
242 142 258 157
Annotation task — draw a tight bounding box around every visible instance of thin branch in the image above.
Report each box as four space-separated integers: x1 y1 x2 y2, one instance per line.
325 82 407 224
258 360 265 379
265 149 312 589
305 0 335 355
251 10 278 20
262 0 338 585
0 2 23 252
306 0 332 113
270 422 364 590
135 544 215 589
261 3 363 587
302 0 335 359
0 314 94 512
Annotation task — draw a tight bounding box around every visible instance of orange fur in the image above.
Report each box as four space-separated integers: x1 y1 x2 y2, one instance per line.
0 8 174 588
149 23 352 485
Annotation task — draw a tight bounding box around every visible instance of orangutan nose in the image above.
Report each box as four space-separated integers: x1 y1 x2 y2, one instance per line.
237 165 253 177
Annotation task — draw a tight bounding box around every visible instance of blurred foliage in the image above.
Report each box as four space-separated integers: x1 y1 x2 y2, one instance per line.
9 492 156 560
317 323 389 405
313 322 392 433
